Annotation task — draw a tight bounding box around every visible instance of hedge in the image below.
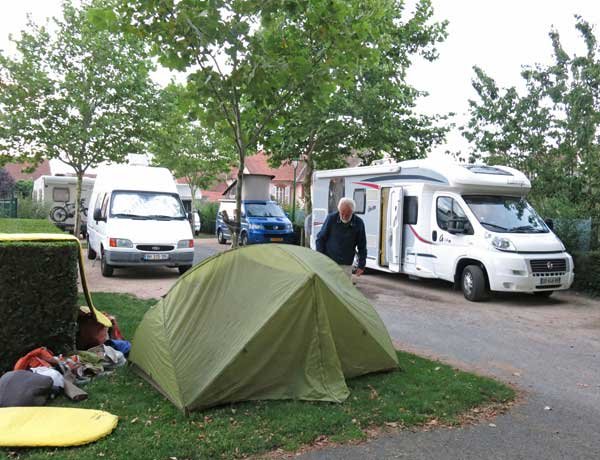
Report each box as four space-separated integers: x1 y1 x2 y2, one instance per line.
572 251 600 296
0 219 78 371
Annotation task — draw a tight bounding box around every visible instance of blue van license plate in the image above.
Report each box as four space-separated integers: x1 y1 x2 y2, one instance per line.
270 237 283 242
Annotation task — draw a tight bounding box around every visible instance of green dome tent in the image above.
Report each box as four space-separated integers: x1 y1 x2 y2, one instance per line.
130 244 398 412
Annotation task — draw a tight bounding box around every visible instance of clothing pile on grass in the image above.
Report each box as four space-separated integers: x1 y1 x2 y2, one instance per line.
0 307 131 408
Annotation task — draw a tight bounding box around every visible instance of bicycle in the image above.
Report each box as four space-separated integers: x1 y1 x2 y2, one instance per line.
50 199 88 223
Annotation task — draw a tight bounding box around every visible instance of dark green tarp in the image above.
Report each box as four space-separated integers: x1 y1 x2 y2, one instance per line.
130 244 398 412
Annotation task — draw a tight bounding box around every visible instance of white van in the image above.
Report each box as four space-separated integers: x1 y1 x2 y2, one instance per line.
87 165 195 277
311 159 574 301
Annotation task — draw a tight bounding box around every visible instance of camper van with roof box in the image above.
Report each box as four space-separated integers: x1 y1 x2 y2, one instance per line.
311 159 574 301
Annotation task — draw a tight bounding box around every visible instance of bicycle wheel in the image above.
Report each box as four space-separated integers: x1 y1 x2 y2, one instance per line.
50 206 68 222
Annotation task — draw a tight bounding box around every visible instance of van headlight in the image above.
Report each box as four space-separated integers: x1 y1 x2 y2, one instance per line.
491 237 516 252
109 238 133 248
249 223 264 230
177 239 194 248
286 223 293 231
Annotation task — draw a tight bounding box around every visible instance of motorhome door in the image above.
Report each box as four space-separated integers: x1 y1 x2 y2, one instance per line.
380 186 403 271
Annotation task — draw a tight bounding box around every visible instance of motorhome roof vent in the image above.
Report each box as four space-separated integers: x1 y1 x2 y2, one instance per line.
463 165 513 176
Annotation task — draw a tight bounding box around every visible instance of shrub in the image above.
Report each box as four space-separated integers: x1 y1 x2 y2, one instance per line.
198 201 219 234
0 240 79 371
572 251 600 296
0 217 62 233
17 197 53 219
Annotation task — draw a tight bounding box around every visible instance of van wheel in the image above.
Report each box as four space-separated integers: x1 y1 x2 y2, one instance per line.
240 232 248 246
217 229 226 244
461 265 488 302
534 290 554 298
87 238 96 260
178 265 192 275
101 249 114 277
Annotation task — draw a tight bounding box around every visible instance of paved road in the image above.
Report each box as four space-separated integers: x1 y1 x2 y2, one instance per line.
300 273 600 460
81 240 600 458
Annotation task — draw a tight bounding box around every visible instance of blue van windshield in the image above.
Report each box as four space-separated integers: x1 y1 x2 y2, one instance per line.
245 203 286 218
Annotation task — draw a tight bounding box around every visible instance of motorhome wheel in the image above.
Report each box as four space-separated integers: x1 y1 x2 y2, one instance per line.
461 265 488 302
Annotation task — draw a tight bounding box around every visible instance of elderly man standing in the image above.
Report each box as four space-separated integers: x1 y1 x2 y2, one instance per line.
316 197 367 279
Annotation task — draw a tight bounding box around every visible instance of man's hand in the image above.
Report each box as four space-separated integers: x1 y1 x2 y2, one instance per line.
355 268 364 276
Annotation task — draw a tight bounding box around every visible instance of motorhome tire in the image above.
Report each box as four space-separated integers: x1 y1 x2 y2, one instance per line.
87 239 96 260
240 232 248 246
100 250 114 277
178 265 192 275
217 229 226 244
462 265 488 301
534 290 554 298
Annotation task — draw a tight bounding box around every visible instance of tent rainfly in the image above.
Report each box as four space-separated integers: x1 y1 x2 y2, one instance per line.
130 244 399 412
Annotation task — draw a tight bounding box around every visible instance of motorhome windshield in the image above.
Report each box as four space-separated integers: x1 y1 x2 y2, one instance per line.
110 191 186 219
245 203 286 218
463 196 548 233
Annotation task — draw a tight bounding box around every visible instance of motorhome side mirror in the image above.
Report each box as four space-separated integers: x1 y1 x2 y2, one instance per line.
93 208 104 222
447 218 467 235
544 218 554 230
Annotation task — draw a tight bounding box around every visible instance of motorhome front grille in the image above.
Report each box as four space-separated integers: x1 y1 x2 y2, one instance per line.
136 245 174 251
530 259 567 273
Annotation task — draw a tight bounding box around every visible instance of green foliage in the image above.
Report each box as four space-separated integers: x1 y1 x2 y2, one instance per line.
198 201 219 234
0 241 79 371
150 84 235 201
572 251 600 295
17 197 53 219
14 179 33 198
1 291 515 459
0 217 62 233
463 17 600 220
0 0 158 235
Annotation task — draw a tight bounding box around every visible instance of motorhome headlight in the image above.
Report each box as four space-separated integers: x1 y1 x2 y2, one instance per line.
109 238 133 248
491 237 516 252
177 239 194 249
249 223 264 230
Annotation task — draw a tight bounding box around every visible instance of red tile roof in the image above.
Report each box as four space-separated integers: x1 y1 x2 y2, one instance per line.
3 160 51 181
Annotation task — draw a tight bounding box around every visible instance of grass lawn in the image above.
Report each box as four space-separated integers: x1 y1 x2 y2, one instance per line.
3 293 515 459
0 218 62 234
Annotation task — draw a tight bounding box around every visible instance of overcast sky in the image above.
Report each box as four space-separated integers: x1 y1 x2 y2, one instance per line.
1 0 599 165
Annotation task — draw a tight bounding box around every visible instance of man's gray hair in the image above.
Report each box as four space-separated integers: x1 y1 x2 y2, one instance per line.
338 197 355 212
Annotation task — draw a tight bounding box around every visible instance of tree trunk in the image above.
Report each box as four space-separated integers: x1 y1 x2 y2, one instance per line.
74 172 83 240
233 152 244 248
303 149 315 216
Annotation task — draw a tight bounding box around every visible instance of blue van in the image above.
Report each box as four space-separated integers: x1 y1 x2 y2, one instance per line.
216 199 295 245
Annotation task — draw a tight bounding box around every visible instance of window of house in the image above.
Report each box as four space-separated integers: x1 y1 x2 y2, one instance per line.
403 196 418 225
353 189 366 214
53 187 70 202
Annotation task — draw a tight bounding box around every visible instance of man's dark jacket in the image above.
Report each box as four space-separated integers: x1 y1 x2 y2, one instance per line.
315 211 367 268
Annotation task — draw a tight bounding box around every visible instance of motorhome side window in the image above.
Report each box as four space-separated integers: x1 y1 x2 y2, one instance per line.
353 189 366 214
403 196 418 225
436 197 470 232
53 187 69 202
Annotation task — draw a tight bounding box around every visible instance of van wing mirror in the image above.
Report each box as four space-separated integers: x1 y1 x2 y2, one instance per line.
544 218 554 231
93 208 105 222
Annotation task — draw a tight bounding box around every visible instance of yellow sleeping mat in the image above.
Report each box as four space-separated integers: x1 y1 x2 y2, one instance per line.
0 407 118 447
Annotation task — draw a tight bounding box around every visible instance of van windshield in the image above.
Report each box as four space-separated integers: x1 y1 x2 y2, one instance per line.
463 195 548 233
245 202 286 218
110 191 186 220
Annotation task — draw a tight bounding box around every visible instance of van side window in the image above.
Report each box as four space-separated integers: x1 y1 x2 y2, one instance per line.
53 187 70 202
436 197 453 230
403 196 418 225
353 189 366 214
100 194 109 219
94 194 103 215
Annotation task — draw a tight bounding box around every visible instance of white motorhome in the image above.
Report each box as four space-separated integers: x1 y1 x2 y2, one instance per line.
33 175 94 235
87 165 195 277
311 159 574 301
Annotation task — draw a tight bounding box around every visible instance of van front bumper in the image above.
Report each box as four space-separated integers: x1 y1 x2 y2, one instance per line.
486 251 574 293
104 249 194 267
247 232 295 244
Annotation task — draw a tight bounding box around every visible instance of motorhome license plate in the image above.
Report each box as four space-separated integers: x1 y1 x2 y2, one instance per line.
539 276 560 286
270 237 284 242
144 254 169 261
